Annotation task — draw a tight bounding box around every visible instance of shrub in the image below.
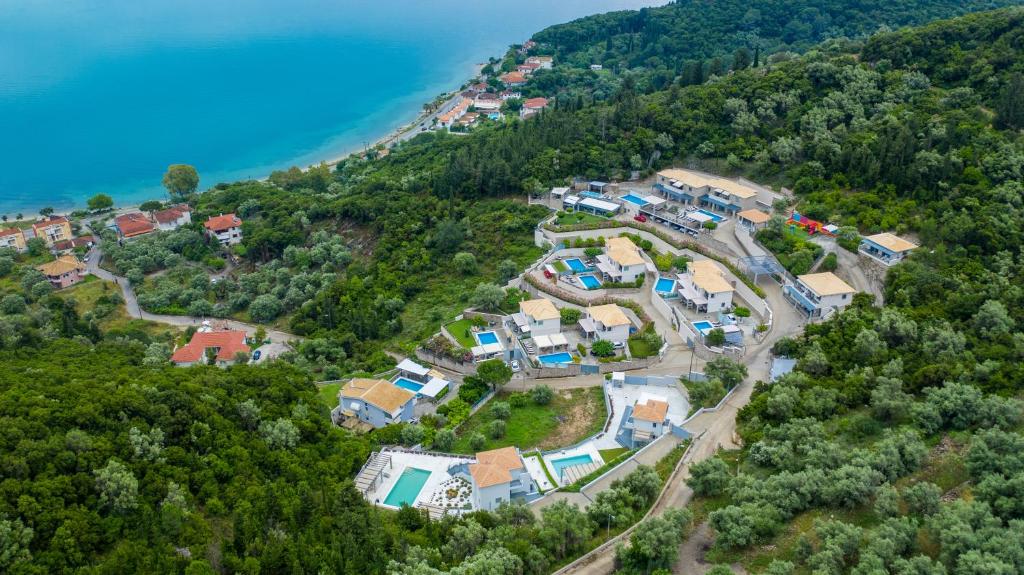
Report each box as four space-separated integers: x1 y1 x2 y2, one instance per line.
490 401 511 420
469 433 486 451
560 307 582 325
508 392 528 408
592 340 615 357
489 420 506 439
531 385 554 405
705 328 726 347
733 306 751 318
820 252 838 272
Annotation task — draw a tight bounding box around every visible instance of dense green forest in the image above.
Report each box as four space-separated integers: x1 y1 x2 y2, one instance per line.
4 2 1024 573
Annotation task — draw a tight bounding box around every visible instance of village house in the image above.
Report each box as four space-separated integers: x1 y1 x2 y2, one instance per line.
393 358 451 401
0 228 27 252
859 233 918 266
499 89 521 100
579 303 632 344
170 329 251 367
469 447 535 511
520 97 549 118
653 169 781 215
518 40 537 54
337 378 416 429
52 236 95 254
736 209 771 231
786 272 856 319
152 204 193 231
525 55 553 69
114 212 156 239
562 194 621 217
37 255 87 289
596 236 646 284
31 216 73 247
437 98 472 129
515 298 561 337
677 259 735 313
204 213 243 246
473 92 502 111
517 62 541 75
623 396 670 447
499 71 527 87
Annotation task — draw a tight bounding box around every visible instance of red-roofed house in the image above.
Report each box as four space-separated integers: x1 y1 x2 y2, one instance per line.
517 62 541 75
0 228 27 252
499 72 527 87
525 55 553 70
32 216 72 247
171 330 251 366
52 235 95 254
520 97 549 118
152 204 192 231
204 213 243 246
114 212 156 239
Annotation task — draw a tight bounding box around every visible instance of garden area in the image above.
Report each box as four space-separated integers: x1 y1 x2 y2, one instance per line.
451 386 606 453
555 211 608 226
755 224 824 275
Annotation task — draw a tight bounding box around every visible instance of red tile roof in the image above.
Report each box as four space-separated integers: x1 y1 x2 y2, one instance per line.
523 97 549 109
204 213 241 232
152 204 191 224
0 228 23 238
115 212 155 238
171 330 251 364
500 72 527 85
32 216 69 232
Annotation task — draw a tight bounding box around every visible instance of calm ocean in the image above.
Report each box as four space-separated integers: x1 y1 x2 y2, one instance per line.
0 0 662 215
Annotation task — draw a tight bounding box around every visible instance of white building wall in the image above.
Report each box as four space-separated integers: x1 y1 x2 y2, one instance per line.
597 323 630 344
529 317 561 337
818 292 853 313
474 482 510 511
706 290 733 312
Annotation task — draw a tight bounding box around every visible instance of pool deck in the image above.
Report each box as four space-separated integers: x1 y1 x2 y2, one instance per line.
365 450 474 510
523 453 556 491
543 442 605 487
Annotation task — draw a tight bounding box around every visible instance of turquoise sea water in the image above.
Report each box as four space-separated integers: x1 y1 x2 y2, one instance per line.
0 0 662 215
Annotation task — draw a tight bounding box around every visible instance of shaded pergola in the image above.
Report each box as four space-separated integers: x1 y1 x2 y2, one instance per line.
739 256 785 283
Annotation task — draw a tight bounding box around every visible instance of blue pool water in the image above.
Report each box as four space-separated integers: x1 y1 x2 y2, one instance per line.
538 352 575 365
393 377 424 393
383 467 431 507
693 321 714 332
476 331 499 345
655 278 676 293
565 258 589 273
697 209 726 223
0 0 661 214
580 191 604 199
550 454 595 479
579 275 602 290
621 193 649 206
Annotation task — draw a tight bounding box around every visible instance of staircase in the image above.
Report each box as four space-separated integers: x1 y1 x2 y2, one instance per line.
355 451 392 495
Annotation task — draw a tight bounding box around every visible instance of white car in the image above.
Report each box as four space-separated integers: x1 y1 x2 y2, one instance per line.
510 360 521 372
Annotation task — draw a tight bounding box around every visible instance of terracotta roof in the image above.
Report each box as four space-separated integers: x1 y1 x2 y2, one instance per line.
864 233 917 253
152 204 192 224
737 209 770 224
526 56 552 63
523 97 548 109
688 259 734 294
115 212 155 238
798 272 855 296
587 304 630 327
500 72 527 84
606 236 645 266
0 228 23 238
37 255 85 277
520 298 560 321
33 216 69 231
171 330 250 364
470 446 524 488
204 213 241 232
633 399 669 423
657 169 757 199
340 378 415 414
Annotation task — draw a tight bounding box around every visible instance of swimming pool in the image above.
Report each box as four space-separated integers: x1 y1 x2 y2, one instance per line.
538 352 575 365
383 467 431 507
696 209 726 223
476 331 499 345
579 274 602 289
393 377 424 393
692 321 714 332
565 258 589 273
655 278 676 293
621 193 649 207
550 454 594 479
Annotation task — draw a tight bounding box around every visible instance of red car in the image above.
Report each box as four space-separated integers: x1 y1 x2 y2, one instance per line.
634 214 647 223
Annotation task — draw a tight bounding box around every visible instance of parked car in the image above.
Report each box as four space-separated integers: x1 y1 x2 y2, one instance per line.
543 268 553 278
252 350 262 361
613 341 625 349
510 360 521 372
634 214 647 223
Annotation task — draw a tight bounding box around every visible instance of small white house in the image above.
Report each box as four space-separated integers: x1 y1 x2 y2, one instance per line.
579 303 632 344
677 259 735 313
518 298 561 337
337 378 416 429
204 213 243 246
859 233 918 266
596 237 646 284
152 204 192 231
624 396 670 447
469 447 535 511
786 272 855 319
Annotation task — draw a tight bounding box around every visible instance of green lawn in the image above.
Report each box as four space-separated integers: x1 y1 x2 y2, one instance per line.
627 337 658 358
599 447 629 462
66 278 174 338
452 387 606 453
317 382 342 409
552 260 569 273
445 318 479 349
555 212 608 226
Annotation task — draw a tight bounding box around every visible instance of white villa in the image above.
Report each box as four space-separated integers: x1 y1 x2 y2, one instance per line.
785 272 855 319
469 447 536 511
653 168 780 215
579 303 632 344
596 237 647 284
336 378 416 429
677 259 735 313
516 298 561 337
623 395 670 447
394 358 451 400
859 233 918 266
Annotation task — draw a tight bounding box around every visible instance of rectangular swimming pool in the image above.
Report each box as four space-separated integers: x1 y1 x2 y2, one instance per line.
697 209 726 223
579 274 602 290
621 193 649 207
538 352 574 365
564 258 589 273
476 331 499 345
550 454 594 479
692 320 714 332
655 278 676 293
383 467 431 507
393 377 424 393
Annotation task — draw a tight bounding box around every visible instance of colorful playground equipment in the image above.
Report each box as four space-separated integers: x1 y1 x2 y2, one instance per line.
786 212 836 237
